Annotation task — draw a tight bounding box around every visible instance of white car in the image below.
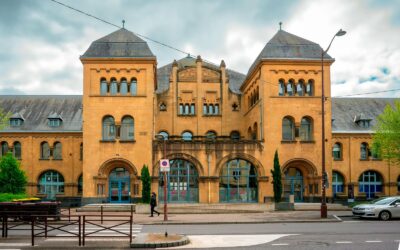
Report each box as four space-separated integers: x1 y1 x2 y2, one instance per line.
352 196 400 220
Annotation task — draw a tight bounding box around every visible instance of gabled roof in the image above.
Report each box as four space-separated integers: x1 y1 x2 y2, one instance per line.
81 28 155 59
0 96 82 133
248 30 332 75
156 56 245 94
331 98 397 133
10 112 25 120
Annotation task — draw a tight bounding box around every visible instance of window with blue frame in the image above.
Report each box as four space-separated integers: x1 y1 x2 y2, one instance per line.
100 78 108 95
120 78 128 95
10 118 23 126
130 78 137 95
219 159 257 203
48 118 62 127
38 171 65 196
358 170 382 199
332 171 344 196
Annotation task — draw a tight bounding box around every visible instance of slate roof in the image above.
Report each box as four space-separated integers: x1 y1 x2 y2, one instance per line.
331 98 398 133
81 28 155 59
248 30 332 76
0 96 396 134
156 56 245 94
0 95 82 133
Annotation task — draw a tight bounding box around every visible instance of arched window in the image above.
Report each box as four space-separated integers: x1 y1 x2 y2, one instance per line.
121 116 134 141
230 131 241 141
252 122 258 140
247 127 252 140
359 171 383 199
287 79 295 96
182 131 193 141
80 143 83 160
40 142 50 159
205 131 217 140
299 117 312 141
158 131 169 140
332 143 342 160
219 159 258 202
214 104 219 115
53 142 62 160
110 78 118 95
130 78 137 95
102 116 116 141
190 104 195 115
203 104 207 114
38 170 64 199
185 104 190 115
13 141 21 159
332 171 344 196
100 78 108 95
306 79 314 96
179 104 184 115
297 79 305 96
282 117 294 141
120 78 128 95
278 79 285 96
360 142 369 160
0 141 8 156
208 104 214 115
78 174 83 195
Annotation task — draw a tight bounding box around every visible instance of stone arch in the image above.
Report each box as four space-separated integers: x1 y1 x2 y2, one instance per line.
215 153 265 176
37 169 65 182
357 169 385 183
98 158 138 177
152 153 205 176
281 158 318 177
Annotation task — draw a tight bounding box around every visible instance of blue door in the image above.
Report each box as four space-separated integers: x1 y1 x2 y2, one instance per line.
109 167 130 203
284 168 303 202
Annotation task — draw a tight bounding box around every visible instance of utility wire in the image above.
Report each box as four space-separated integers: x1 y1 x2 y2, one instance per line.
333 88 400 97
49 0 190 55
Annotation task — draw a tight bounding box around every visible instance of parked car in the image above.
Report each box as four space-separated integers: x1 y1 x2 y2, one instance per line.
352 196 400 220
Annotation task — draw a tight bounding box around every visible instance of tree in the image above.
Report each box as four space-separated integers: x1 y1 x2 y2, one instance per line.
0 152 27 194
140 165 151 203
270 150 282 203
0 107 10 131
372 101 400 165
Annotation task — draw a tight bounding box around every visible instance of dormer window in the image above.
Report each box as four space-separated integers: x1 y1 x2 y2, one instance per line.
48 118 62 127
10 118 23 127
354 113 372 128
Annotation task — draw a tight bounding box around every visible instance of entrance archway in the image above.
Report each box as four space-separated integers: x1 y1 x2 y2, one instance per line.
284 167 303 202
109 167 130 203
158 158 199 203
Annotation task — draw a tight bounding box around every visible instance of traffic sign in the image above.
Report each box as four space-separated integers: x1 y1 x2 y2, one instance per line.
160 159 170 172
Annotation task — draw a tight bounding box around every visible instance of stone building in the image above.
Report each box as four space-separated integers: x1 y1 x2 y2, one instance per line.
0 28 398 205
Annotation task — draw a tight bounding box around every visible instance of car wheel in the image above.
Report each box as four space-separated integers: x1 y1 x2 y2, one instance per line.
379 211 391 221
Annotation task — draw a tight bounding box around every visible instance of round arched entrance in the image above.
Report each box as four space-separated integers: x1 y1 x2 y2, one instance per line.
284 167 303 202
158 158 199 203
219 158 258 203
109 167 130 203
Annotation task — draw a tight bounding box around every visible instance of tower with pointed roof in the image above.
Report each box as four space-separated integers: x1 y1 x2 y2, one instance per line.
80 28 157 204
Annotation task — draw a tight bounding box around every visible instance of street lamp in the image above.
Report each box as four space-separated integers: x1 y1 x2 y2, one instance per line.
155 134 168 221
321 29 346 218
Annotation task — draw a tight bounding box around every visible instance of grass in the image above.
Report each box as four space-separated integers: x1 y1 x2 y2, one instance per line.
0 193 28 202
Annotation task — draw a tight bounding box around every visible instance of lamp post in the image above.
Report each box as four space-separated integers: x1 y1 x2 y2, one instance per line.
155 134 168 221
321 29 346 218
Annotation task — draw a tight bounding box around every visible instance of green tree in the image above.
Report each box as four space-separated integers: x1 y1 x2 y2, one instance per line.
372 101 400 165
0 107 11 131
140 165 151 203
0 152 27 194
270 150 282 203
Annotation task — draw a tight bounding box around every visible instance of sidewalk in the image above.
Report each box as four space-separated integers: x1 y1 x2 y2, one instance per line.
69 209 352 225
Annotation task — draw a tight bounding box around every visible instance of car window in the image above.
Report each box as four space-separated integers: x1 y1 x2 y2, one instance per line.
373 198 395 205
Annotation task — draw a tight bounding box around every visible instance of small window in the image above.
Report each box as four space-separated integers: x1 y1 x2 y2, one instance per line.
185 104 190 115
48 118 62 127
13 141 21 159
110 79 118 95
332 143 342 160
203 104 208 114
306 80 314 96
208 104 214 115
130 78 137 96
53 142 62 160
205 131 217 140
120 79 128 95
297 80 304 96
360 142 369 160
100 78 108 95
159 103 167 111
179 104 184 115
287 80 294 96
278 79 285 96
190 104 195 115
40 142 50 159
182 131 193 141
230 131 240 141
10 118 23 127
214 104 219 115
158 131 169 140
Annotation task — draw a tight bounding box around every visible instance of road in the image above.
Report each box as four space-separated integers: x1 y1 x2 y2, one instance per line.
0 217 399 249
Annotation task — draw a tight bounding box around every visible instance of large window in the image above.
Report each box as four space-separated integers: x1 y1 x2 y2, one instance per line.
53 142 62 160
13 141 21 159
219 159 257 203
332 143 342 160
359 171 383 199
0 141 8 156
40 142 50 159
158 159 199 203
332 171 344 196
121 116 134 141
102 116 116 141
38 171 65 199
282 117 294 141
299 117 312 141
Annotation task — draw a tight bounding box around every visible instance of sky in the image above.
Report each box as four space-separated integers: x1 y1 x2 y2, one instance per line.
0 0 399 97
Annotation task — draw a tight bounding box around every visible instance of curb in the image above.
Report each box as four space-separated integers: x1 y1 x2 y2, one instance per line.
139 218 342 225
131 233 189 248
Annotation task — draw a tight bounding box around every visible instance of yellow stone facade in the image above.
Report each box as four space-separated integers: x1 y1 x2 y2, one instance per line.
0 28 399 205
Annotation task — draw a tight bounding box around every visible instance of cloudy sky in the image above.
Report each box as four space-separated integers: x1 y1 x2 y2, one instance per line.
0 0 399 97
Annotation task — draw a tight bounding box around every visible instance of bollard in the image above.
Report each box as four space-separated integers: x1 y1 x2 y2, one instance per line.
129 215 133 243
45 216 48 238
101 205 103 224
78 216 81 246
83 215 85 246
31 217 35 246
68 207 71 222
